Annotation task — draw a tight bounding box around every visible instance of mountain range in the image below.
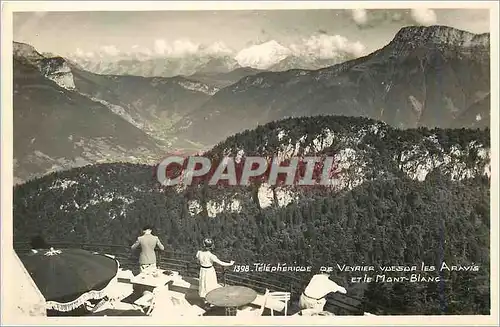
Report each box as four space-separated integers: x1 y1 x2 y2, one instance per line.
68 38 362 78
70 54 239 80
12 25 491 182
69 65 216 147
177 25 490 147
13 43 166 183
188 67 264 88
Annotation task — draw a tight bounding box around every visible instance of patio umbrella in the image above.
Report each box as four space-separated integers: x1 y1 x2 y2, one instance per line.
19 247 119 312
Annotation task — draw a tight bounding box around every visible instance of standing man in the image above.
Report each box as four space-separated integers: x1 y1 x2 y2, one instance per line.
299 269 347 313
131 225 165 273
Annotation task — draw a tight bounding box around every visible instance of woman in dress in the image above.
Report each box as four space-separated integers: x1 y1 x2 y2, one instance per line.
196 238 234 301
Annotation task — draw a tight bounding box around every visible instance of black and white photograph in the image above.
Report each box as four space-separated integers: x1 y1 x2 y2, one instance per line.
1 1 498 324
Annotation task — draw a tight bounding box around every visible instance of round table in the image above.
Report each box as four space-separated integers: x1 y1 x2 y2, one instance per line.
205 286 258 316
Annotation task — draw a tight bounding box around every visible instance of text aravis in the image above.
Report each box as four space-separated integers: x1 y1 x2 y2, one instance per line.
439 262 479 272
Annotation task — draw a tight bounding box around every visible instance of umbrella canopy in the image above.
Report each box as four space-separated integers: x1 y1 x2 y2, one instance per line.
19 247 119 312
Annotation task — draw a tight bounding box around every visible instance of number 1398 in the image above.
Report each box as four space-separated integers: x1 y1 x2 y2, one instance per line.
233 265 250 272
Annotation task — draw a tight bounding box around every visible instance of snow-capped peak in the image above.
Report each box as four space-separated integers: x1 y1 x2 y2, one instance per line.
235 40 292 69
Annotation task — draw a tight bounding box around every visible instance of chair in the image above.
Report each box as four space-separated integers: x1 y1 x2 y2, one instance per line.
85 298 109 313
135 290 155 308
313 311 335 316
85 277 128 313
236 289 269 316
146 287 205 317
84 276 136 314
269 291 290 316
299 308 321 316
297 308 335 316
107 281 134 305
144 287 169 316
87 300 145 316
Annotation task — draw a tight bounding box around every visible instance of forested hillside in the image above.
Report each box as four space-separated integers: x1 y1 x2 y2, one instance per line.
13 116 490 315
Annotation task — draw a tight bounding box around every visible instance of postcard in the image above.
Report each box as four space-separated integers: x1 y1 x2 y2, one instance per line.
1 1 498 326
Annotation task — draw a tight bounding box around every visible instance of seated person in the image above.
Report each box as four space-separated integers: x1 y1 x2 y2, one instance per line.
299 269 347 313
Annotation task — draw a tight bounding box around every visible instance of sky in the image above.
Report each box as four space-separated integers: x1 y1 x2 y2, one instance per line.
13 8 491 60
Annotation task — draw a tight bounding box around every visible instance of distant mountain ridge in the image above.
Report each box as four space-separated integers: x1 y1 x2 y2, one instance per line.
176 25 490 147
69 66 216 146
66 35 365 78
13 43 167 183
71 53 240 79
188 67 265 88
14 41 218 147
12 25 491 182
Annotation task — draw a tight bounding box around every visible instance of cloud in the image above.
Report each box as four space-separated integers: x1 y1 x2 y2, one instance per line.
351 9 368 25
411 9 437 26
121 45 152 59
75 48 85 57
291 34 367 59
139 48 152 56
153 39 201 57
235 40 291 69
150 39 234 57
100 45 120 56
391 11 405 22
154 39 168 55
74 48 95 58
170 39 200 56
68 34 366 67
202 41 234 56
68 40 233 61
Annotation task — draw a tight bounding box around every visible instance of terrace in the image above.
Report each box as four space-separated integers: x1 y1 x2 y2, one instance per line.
13 242 369 317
